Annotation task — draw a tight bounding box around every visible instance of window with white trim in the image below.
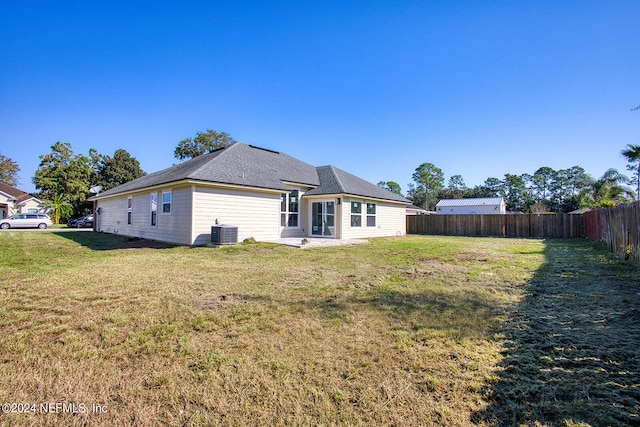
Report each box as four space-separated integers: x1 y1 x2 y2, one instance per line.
351 201 362 227
127 197 132 225
366 202 376 227
150 193 157 226
162 191 171 214
280 190 299 227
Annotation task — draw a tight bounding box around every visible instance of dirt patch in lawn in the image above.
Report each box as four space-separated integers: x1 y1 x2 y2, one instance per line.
410 257 471 278
474 240 640 426
192 293 241 312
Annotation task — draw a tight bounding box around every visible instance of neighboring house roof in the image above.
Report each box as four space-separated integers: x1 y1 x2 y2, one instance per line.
92 142 408 203
568 207 592 214
406 204 433 214
0 182 41 204
436 197 504 208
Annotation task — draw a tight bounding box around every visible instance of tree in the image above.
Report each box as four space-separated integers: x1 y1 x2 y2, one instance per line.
33 142 95 217
96 149 146 191
621 144 640 200
530 203 549 214
540 167 593 213
437 175 468 200
174 129 236 161
531 167 556 203
470 177 503 198
503 174 534 212
406 183 426 209
377 181 402 196
43 193 72 224
447 174 466 192
411 163 444 210
0 154 20 186
580 169 634 208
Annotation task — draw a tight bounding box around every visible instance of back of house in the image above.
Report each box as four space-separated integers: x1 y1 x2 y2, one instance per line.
90 143 409 245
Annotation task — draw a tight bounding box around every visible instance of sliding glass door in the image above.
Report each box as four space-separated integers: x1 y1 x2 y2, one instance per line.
311 201 335 237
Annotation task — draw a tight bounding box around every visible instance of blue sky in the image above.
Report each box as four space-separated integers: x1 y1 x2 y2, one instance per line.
1 1 639 194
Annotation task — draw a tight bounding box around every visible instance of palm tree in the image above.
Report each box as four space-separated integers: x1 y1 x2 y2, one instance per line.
579 169 634 208
43 193 73 224
621 144 640 200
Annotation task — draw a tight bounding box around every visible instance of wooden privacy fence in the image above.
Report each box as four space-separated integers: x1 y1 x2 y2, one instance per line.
407 202 640 264
584 202 640 264
407 213 585 238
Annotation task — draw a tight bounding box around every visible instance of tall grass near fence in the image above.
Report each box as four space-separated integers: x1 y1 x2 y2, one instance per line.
585 201 640 263
408 202 640 265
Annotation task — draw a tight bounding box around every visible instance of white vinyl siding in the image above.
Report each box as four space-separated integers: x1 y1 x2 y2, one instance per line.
340 199 406 239
95 185 407 245
279 186 309 239
192 186 281 245
95 186 193 245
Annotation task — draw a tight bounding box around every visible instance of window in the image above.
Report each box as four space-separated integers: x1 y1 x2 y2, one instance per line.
280 194 287 226
288 190 299 227
351 201 362 227
27 208 38 214
162 191 171 214
150 194 157 226
367 202 376 227
127 197 132 225
326 201 335 227
280 190 299 228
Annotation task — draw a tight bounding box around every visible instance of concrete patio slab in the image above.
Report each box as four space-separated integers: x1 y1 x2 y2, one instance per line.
270 237 368 249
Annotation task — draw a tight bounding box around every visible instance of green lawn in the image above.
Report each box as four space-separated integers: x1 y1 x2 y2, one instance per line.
0 231 638 426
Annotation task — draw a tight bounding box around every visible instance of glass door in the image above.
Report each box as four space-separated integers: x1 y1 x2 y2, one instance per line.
311 201 335 237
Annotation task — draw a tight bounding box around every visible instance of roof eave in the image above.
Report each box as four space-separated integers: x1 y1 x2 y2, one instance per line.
305 192 409 204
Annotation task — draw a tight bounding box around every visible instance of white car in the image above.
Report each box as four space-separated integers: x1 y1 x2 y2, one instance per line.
0 213 54 229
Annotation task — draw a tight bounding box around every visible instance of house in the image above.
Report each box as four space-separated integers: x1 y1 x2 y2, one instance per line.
436 197 506 215
89 143 410 245
0 182 46 219
568 207 591 215
406 204 434 216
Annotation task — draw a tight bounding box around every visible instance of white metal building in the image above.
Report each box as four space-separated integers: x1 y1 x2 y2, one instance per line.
435 197 506 215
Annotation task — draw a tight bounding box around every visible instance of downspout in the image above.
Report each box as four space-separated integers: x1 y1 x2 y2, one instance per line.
190 184 196 245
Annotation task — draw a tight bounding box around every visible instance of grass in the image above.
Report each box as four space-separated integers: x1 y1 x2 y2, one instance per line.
0 231 638 426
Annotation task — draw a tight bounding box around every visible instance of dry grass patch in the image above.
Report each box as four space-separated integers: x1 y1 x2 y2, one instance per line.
0 232 637 426
475 239 640 426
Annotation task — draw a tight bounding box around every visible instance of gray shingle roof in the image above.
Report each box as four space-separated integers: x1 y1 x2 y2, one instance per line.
93 142 407 203
94 143 319 198
306 166 409 203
